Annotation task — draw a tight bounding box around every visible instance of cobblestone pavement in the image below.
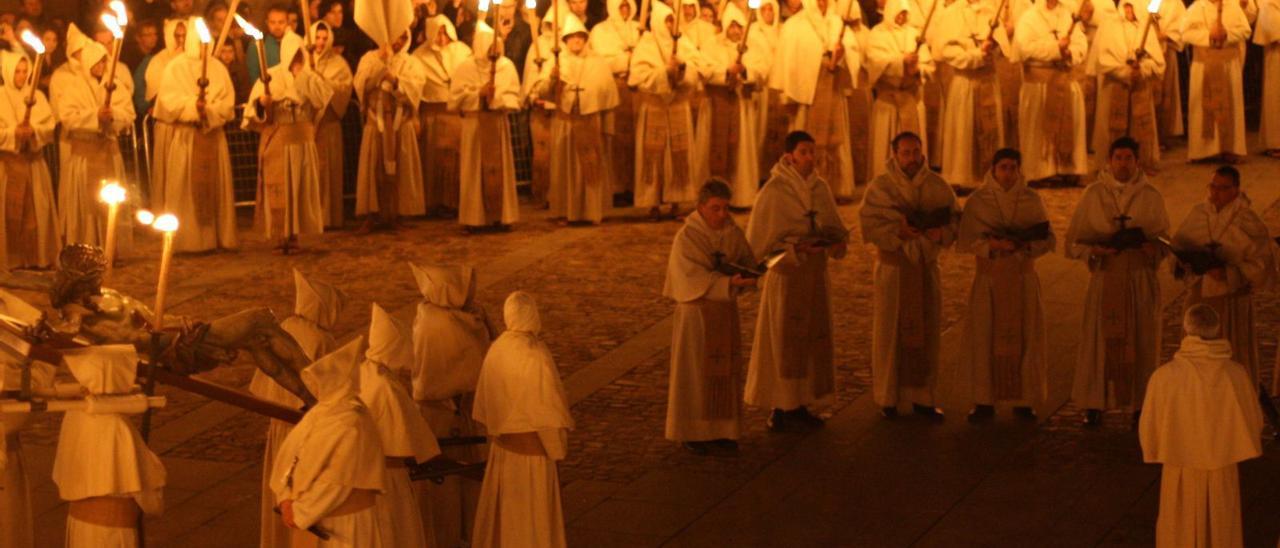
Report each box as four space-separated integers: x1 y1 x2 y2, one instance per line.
11 151 1280 546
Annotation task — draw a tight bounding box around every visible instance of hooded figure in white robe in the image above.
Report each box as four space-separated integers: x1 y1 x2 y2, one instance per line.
471 291 574 548
664 184 756 443
745 140 850 418
451 22 522 229
1181 0 1251 161
415 15 471 216
146 19 186 211
590 0 643 196
1257 0 1280 154
866 0 936 180
532 16 620 224
957 153 1053 412
53 345 166 548
753 0 787 183
245 31 330 247
153 17 239 253
272 338 387 547
1153 0 1186 143
1171 175 1274 383
355 32 428 227
1065 158 1169 415
360 303 442 548
777 0 861 199
859 143 959 413
1093 0 1165 173
1139 311 1264 548
1 293 56 548
1011 0 1088 182
311 21 354 228
628 2 704 211
521 11 565 212
51 30 138 252
0 50 60 270
936 0 1010 188
408 262 492 548
252 269 347 548
700 5 766 207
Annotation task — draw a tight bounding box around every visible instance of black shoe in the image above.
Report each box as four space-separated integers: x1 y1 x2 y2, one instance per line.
1083 409 1103 427
1012 406 1038 421
790 407 826 428
767 409 791 432
682 441 711 455
913 404 945 420
880 406 898 419
967 405 995 423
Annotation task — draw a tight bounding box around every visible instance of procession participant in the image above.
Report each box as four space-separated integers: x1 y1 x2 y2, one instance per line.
700 4 765 206
746 131 849 431
833 0 872 189
360 303 442 548
409 262 493 548
1093 0 1164 175
471 291 575 548
1255 0 1280 156
1154 0 1186 146
143 18 185 107
680 0 721 50
1181 0 1250 163
753 0 787 189
1011 0 1088 184
776 0 860 200
355 30 427 231
936 0 1008 189
860 131 957 419
628 1 701 217
272 339 387 546
53 345 166 548
1171 166 1274 383
311 21 354 228
522 11 561 214
451 22 521 231
244 31 330 251
1 291 54 548
664 179 756 453
50 32 136 252
1139 305 1264 548
252 269 347 548
152 16 238 253
589 0 642 199
246 4 289 83
1065 137 1169 427
0 50 59 270
866 0 934 179
957 148 1052 421
415 14 471 218
534 15 619 224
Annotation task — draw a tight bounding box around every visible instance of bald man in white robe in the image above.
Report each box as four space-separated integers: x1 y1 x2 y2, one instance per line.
1139 305 1263 548
1181 0 1251 162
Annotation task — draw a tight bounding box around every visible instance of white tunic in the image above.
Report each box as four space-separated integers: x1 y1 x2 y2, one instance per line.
1255 0 1280 149
865 15 935 179
449 34 522 227
0 52 60 269
936 0 1010 187
1012 1 1089 180
1181 0 1252 159
354 48 428 218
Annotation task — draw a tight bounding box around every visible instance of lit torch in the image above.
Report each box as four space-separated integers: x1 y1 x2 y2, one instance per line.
18 30 45 129
148 214 180 330
235 15 272 103
101 14 125 114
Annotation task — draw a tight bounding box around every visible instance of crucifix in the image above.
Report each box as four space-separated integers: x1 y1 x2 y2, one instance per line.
712 250 726 270
1113 212 1131 230
806 210 819 235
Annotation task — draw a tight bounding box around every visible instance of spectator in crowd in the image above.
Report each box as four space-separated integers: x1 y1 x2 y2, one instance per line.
122 18 159 69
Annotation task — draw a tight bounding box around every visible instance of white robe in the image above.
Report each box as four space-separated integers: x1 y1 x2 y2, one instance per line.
414 30 471 214
859 160 959 408
1172 197 1275 382
314 47 354 229
1092 9 1165 171
701 31 766 207
957 174 1054 406
866 18 935 180
152 50 239 253
354 49 428 218
1064 172 1170 410
1256 0 1280 150
471 293 573 548
0 79 60 269
663 210 755 441
1138 336 1264 548
745 159 849 410
1181 0 1252 160
1012 1 1089 180
589 2 643 195
937 0 1010 187
449 53 522 226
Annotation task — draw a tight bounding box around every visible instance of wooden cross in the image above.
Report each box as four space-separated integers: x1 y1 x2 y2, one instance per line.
1113 212 1132 230
712 250 726 270
806 210 819 234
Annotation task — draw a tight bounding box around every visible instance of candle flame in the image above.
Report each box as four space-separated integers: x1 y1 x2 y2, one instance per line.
98 181 127 205
154 214 179 233
748 0 760 9
136 209 155 226
194 17 212 44
110 1 128 26
494 0 504 6
479 0 491 13
1146 0 1161 13
526 0 537 9
101 14 124 39
20 30 44 54
235 14 264 40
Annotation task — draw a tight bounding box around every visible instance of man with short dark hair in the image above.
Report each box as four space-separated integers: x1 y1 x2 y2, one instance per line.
664 179 757 453
860 131 958 419
746 131 849 432
958 148 1054 422
246 4 290 84
1170 165 1274 384
1065 136 1169 426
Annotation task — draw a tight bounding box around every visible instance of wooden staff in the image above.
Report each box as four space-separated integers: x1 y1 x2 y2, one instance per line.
982 0 1010 45
101 15 126 115
639 0 653 30
731 2 757 90
299 0 316 68
914 0 940 52
18 31 45 128
213 0 244 56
